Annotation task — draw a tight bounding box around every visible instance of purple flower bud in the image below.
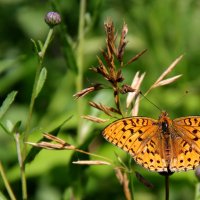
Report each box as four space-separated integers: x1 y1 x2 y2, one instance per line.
45 12 61 27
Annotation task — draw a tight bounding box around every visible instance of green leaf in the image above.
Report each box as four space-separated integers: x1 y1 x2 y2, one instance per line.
0 91 17 120
0 191 8 200
35 67 47 98
0 123 11 135
37 40 43 51
12 121 22 133
30 38 39 54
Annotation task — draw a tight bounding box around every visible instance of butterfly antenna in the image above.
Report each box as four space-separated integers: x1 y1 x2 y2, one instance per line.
139 91 162 112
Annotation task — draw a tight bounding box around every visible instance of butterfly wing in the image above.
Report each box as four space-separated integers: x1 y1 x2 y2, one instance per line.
170 117 200 171
102 117 169 172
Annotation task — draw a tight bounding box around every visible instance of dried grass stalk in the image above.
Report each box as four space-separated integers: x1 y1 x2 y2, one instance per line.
81 115 109 123
151 75 182 89
126 71 146 109
126 49 147 66
73 84 102 99
145 55 183 95
135 171 154 189
131 94 140 116
117 22 128 64
72 160 111 165
89 101 121 116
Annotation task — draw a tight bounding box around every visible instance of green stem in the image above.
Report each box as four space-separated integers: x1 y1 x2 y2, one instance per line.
165 174 170 200
14 133 27 200
40 28 54 59
24 61 41 136
21 167 27 200
25 28 54 135
76 0 86 142
0 162 17 200
128 158 134 200
22 28 54 200
195 182 200 200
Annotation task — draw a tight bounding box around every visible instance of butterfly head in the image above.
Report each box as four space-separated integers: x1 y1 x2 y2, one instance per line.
159 111 168 119
158 111 172 134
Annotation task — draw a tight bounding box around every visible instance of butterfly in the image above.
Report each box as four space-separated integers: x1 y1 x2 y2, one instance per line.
102 111 200 172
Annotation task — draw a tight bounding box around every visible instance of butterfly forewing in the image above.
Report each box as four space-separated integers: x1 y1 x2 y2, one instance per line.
170 116 200 171
102 117 156 152
173 117 200 148
102 116 169 171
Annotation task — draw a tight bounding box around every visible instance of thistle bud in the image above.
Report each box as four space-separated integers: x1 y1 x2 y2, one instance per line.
45 12 61 27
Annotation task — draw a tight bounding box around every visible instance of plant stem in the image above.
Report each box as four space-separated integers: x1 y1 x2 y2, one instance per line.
14 133 27 200
195 182 200 200
22 28 54 200
40 28 54 59
76 0 86 142
165 174 170 200
0 162 17 200
25 28 54 136
128 158 134 200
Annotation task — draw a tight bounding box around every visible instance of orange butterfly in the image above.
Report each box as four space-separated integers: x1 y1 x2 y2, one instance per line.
102 111 200 172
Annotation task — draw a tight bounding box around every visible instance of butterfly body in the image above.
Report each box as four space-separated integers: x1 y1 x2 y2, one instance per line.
102 111 200 172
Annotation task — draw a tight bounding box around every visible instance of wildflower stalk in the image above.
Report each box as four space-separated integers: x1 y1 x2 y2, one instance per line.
25 11 61 142
22 12 61 199
76 0 86 142
0 162 16 200
25 28 53 139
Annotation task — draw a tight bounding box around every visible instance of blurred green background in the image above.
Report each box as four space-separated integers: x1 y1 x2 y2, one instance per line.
0 0 200 200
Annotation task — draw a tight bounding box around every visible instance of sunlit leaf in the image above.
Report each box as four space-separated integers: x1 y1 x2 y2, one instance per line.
35 67 47 98
0 91 17 120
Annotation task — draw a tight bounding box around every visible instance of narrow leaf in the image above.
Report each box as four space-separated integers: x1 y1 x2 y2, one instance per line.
35 67 47 98
0 91 17 120
37 40 43 51
30 39 39 54
0 123 11 135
